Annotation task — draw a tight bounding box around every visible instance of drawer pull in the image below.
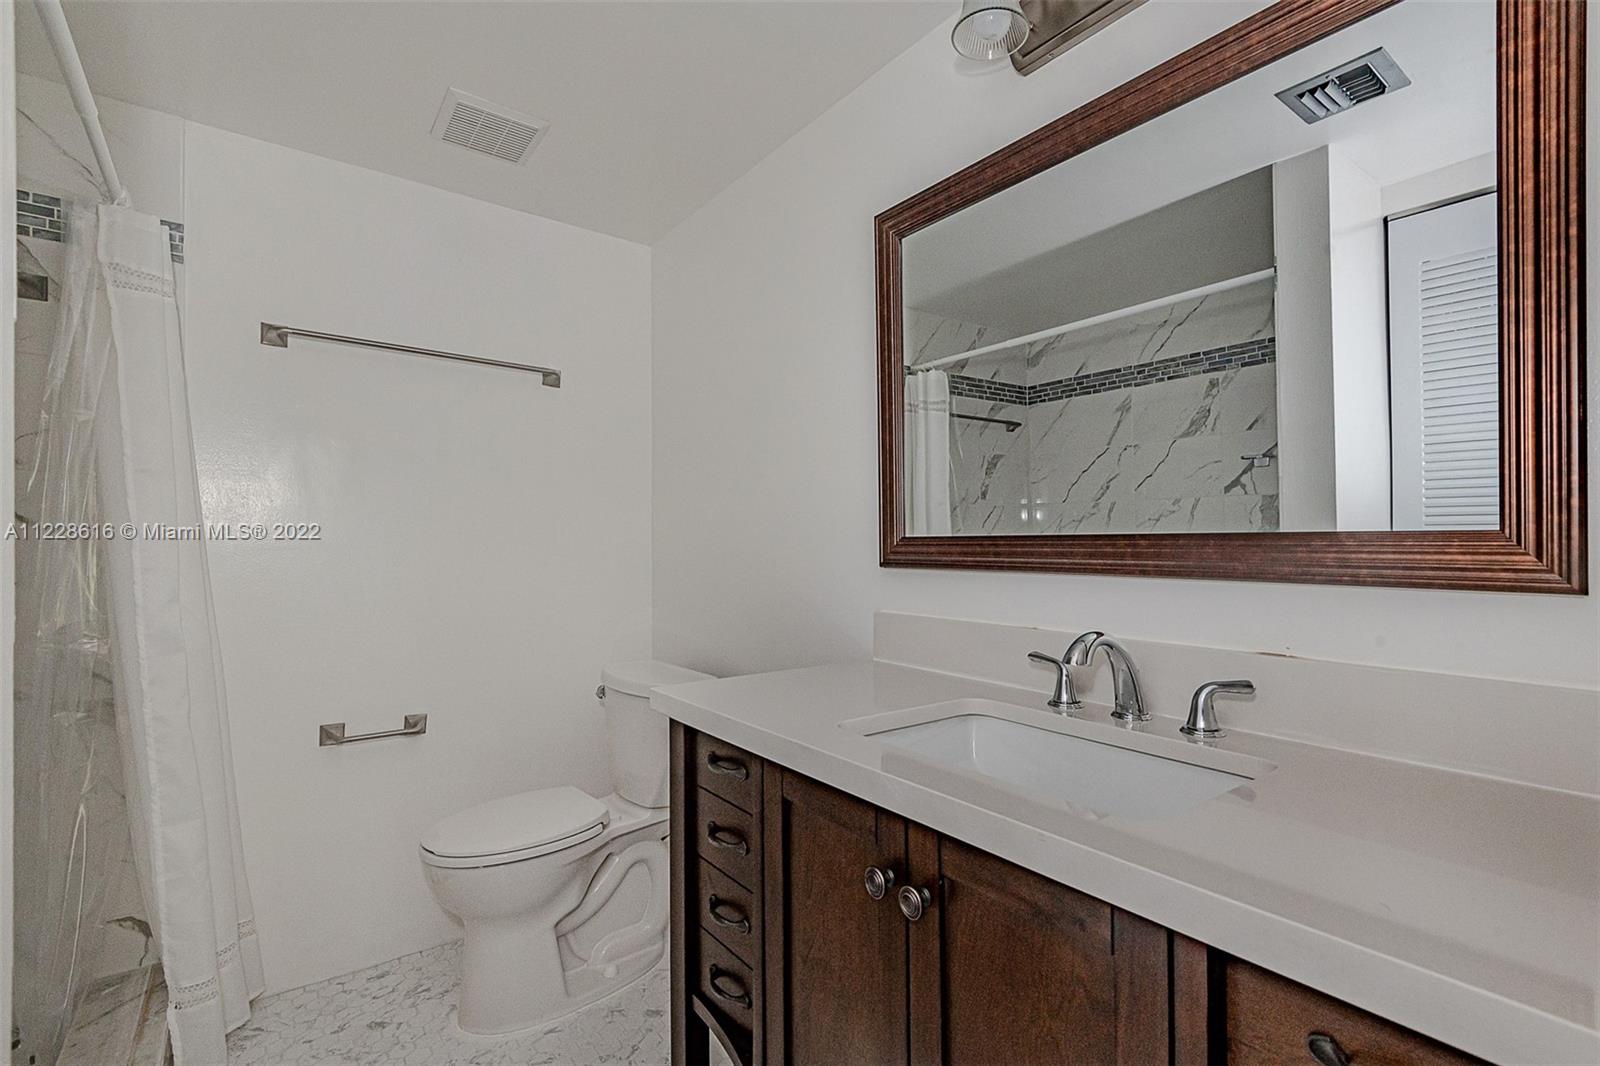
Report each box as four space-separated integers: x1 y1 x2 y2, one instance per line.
707 894 751 934
705 752 749 780
709 965 752 1008
864 865 896 901
1306 1032 1351 1066
706 823 750 855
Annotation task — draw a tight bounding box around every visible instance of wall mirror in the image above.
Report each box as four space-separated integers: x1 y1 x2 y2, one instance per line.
877 0 1585 592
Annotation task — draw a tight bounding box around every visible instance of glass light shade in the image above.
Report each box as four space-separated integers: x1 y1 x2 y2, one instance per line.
951 0 1029 61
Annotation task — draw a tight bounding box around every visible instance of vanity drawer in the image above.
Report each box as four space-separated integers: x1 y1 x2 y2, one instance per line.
691 732 761 812
695 788 762 889
697 861 760 967
696 926 758 1037
1225 960 1485 1066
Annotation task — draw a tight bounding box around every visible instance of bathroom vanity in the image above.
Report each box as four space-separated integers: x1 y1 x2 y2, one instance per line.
669 723 1479 1066
656 649 1599 1066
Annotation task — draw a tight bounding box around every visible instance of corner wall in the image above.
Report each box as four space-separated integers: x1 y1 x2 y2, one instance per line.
650 1 1600 689
183 125 653 993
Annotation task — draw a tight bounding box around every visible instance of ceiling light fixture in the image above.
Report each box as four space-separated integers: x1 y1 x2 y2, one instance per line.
951 0 1029 62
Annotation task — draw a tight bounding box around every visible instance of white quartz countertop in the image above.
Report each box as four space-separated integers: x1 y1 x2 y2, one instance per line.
652 660 1600 1066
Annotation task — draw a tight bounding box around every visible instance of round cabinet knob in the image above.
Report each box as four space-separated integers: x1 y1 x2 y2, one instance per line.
898 884 933 922
864 865 896 900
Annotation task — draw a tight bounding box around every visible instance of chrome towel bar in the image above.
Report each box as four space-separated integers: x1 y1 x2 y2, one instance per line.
261 323 561 388
319 714 427 747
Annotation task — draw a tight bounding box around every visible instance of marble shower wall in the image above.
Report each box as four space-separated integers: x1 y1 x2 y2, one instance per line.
1027 361 1279 533
1025 279 1279 534
908 279 1279 535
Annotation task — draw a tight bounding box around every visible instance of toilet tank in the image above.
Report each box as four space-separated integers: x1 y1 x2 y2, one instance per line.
599 660 715 808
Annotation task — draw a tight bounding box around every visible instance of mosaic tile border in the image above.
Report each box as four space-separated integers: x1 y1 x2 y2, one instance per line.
948 375 1029 406
16 188 185 264
943 337 1275 407
163 221 184 264
16 189 63 240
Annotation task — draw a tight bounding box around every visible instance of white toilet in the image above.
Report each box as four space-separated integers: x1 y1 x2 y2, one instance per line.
420 660 713 1035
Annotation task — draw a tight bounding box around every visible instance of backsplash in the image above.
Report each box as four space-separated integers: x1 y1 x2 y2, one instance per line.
873 611 1600 796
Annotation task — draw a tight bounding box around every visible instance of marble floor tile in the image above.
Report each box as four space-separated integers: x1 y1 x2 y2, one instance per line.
225 942 668 1066
129 973 169 1066
58 965 166 1066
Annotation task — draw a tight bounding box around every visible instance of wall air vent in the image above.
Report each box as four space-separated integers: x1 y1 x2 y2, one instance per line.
1275 48 1411 124
430 88 549 164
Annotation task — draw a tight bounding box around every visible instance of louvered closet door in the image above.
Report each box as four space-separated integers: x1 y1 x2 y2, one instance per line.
1386 192 1499 530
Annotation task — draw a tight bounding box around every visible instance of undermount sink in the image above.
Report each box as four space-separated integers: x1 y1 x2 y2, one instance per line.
842 699 1273 821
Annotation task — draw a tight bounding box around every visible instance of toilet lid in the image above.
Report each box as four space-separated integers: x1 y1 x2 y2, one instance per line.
420 786 608 861
601 660 715 698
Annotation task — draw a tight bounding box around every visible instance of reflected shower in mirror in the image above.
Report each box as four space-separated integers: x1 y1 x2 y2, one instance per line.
901 0 1496 537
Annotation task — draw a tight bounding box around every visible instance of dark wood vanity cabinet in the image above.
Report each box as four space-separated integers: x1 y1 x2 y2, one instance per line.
764 769 909 1064
904 828 1169 1066
674 723 1162 1066
672 723 1486 1066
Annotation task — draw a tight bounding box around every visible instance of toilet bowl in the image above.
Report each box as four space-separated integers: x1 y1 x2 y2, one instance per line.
420 660 713 1036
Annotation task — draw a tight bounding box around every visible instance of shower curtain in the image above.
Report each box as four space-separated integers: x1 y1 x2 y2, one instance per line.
34 202 264 1064
13 208 130 1066
904 370 953 535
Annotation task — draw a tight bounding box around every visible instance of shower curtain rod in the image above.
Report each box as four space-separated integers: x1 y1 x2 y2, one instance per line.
911 267 1276 373
34 0 128 206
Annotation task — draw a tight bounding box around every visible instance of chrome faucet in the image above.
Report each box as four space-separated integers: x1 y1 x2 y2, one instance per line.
1066 631 1148 722
1026 650 1080 711
1181 680 1255 739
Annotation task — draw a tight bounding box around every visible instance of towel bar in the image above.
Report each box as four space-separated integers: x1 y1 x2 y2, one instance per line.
319 714 427 747
262 323 561 388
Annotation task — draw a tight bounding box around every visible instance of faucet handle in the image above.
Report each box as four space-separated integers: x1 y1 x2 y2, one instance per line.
1028 651 1080 711
1181 680 1255 739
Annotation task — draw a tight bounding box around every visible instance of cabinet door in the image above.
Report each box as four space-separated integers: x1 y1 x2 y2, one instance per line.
906 829 1169 1066
763 769 909 1066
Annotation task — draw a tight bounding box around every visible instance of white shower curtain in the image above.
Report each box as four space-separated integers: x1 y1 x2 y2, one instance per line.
904 370 953 535
83 204 264 1063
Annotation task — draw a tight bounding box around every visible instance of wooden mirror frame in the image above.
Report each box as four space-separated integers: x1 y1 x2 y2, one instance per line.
877 0 1586 593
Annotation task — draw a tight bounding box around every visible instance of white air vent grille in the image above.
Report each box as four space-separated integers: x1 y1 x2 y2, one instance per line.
1277 48 1411 124
1416 246 1500 529
430 88 548 164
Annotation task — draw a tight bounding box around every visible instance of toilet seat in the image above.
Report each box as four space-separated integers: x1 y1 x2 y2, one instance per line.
421 786 609 870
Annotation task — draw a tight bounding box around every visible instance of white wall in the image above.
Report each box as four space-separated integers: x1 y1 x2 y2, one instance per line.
1383 152 1496 218
1271 148 1339 530
182 126 652 993
652 1 1600 690
1327 148 1393 530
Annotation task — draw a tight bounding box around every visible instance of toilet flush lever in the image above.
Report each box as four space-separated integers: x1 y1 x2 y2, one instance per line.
318 714 427 746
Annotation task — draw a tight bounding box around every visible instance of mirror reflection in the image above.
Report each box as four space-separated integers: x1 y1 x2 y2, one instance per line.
902 0 1496 536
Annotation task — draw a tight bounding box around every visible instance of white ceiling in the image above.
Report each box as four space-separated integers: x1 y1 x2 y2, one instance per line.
16 1 949 244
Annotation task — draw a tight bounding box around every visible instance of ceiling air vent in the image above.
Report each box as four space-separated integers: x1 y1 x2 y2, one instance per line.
430 88 549 164
1275 48 1411 124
